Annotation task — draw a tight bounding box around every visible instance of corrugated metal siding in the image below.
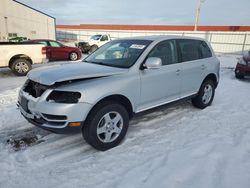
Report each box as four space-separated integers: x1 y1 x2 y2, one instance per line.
56 25 250 54
57 24 250 32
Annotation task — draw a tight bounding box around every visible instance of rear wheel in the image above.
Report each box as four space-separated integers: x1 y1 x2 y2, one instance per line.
69 52 78 61
235 73 244 79
11 58 32 76
192 79 215 109
82 101 129 151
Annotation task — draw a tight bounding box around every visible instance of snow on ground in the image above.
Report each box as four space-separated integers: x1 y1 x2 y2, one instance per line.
0 55 250 188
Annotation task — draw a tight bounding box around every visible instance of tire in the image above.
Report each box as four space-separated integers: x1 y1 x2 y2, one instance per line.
88 45 98 54
235 73 244 79
10 58 32 76
192 79 215 109
69 52 78 61
82 101 129 151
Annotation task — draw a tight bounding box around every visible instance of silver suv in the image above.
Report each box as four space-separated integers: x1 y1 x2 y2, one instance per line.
18 36 220 151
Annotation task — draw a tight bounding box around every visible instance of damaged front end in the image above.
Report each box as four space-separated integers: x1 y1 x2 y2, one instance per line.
17 79 93 134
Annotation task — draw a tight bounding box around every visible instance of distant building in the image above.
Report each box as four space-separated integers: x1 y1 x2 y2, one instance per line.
56 24 250 54
0 0 56 41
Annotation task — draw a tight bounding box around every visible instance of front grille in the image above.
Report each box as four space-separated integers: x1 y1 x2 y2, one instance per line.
23 79 48 98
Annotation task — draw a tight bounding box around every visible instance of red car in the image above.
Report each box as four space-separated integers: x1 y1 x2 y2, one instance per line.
235 51 250 79
25 40 82 61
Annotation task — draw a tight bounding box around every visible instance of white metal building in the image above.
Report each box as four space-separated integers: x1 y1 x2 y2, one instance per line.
0 0 56 41
57 24 250 54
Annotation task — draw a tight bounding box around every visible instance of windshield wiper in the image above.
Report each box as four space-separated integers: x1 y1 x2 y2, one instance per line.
83 60 127 68
93 62 116 67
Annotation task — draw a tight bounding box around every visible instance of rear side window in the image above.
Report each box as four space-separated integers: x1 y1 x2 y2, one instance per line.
177 39 212 62
199 41 212 58
148 40 178 66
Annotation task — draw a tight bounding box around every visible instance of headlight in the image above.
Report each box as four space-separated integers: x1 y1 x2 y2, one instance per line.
238 58 247 65
47 91 81 103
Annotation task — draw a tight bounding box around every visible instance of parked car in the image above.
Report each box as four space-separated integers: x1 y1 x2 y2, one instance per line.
76 34 111 54
17 36 220 151
9 37 28 42
0 42 48 76
24 40 82 61
235 51 250 79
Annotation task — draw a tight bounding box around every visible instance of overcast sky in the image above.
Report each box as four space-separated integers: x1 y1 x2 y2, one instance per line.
18 0 250 25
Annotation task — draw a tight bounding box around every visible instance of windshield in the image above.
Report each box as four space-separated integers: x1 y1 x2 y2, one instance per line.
84 39 152 68
90 35 102 40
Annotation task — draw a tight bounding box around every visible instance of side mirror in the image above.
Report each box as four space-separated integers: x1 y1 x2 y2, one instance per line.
144 57 162 69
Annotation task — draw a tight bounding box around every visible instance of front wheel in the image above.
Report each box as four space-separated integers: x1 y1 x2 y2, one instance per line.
192 80 215 109
82 102 129 151
11 58 32 76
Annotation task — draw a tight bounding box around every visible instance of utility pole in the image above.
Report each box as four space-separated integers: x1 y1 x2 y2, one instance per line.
4 16 8 41
194 0 205 31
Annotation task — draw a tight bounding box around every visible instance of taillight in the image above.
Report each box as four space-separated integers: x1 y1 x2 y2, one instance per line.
42 47 47 54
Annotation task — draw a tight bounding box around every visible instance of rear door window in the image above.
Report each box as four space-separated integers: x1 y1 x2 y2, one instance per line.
177 39 212 62
177 39 200 62
49 41 62 47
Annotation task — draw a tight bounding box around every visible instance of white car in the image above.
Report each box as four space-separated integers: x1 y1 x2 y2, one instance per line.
18 36 220 151
76 34 111 53
0 42 48 76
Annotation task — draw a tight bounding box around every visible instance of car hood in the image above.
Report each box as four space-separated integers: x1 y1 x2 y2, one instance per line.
28 62 128 86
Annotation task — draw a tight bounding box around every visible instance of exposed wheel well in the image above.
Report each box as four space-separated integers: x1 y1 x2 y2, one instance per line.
203 73 218 88
9 54 32 68
89 95 134 119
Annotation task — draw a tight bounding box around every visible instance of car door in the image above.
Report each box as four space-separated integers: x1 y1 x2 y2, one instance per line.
138 40 181 111
177 39 212 97
48 41 67 60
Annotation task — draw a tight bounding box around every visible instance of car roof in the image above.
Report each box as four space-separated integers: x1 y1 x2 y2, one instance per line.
117 35 206 42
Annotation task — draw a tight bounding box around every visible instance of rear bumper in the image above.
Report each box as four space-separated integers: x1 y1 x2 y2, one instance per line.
235 63 250 76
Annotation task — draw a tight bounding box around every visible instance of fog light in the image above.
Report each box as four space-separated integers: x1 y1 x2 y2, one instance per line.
69 122 81 127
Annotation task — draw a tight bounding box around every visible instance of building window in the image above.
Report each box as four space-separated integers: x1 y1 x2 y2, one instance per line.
8 33 17 38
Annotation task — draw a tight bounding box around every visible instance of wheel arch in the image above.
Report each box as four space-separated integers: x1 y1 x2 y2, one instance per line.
203 73 218 88
87 94 134 120
9 54 32 68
